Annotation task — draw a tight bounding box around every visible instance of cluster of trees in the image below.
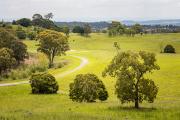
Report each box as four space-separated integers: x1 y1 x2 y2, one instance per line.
108 21 143 37
29 41 160 109
72 24 91 36
0 28 28 76
13 13 70 36
143 25 180 34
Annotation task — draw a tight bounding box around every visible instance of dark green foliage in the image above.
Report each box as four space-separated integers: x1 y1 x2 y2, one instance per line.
132 24 143 34
62 26 70 36
69 74 108 102
164 44 176 53
108 21 125 36
103 51 159 108
0 48 16 75
125 28 136 37
32 14 43 20
32 14 61 32
0 28 28 64
27 32 37 40
72 24 91 36
12 20 17 25
16 30 26 39
10 41 28 64
30 73 59 94
72 26 85 35
16 18 32 27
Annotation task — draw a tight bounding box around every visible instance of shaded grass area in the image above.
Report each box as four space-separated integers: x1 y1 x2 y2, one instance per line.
0 33 180 119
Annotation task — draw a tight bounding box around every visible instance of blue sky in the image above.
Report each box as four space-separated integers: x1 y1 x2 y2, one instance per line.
1 0 180 21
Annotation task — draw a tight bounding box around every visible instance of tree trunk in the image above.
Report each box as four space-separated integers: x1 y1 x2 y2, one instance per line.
135 99 139 109
135 84 139 109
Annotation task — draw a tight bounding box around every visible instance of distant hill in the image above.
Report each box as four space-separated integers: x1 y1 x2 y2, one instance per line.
55 19 180 30
55 21 110 30
122 19 180 26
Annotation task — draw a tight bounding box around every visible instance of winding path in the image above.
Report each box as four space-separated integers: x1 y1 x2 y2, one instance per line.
0 55 89 87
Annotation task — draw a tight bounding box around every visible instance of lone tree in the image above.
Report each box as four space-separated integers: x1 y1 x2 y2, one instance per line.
37 30 69 68
69 74 108 102
103 51 160 108
83 24 91 36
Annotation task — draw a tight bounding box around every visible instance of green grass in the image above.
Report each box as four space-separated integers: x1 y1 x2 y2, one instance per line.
0 33 180 120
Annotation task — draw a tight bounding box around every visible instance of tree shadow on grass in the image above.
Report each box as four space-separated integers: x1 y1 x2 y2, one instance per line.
108 106 157 112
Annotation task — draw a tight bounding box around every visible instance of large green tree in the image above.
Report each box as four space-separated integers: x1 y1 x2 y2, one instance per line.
37 30 69 68
103 51 160 108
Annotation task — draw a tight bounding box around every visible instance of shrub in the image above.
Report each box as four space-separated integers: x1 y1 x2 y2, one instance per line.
16 30 26 39
27 32 36 40
30 73 59 94
69 74 108 102
164 45 176 53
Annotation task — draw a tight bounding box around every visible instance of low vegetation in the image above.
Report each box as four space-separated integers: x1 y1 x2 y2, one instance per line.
164 44 176 53
69 74 108 102
30 73 59 94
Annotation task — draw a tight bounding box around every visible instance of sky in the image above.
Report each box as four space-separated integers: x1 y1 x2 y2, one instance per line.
1 0 180 22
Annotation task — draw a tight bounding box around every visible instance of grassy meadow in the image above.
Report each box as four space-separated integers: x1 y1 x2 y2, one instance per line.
0 33 180 120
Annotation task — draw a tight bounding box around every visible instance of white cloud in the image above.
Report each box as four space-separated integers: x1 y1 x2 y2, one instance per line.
0 0 180 21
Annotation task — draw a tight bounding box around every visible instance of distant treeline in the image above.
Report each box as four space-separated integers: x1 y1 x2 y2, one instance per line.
142 25 180 33
56 21 180 33
55 21 110 30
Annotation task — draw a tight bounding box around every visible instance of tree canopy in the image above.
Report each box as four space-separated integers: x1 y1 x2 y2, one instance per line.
37 30 69 68
103 51 160 108
0 28 28 64
0 48 16 75
16 18 32 27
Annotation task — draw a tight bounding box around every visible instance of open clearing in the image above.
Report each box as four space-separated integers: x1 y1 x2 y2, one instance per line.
0 33 180 120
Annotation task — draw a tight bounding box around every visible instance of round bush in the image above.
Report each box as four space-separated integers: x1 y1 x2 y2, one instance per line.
69 74 108 102
27 32 36 40
30 73 59 94
164 45 175 53
16 30 26 39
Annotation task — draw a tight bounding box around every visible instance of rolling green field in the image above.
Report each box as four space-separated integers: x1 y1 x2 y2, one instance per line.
0 33 180 120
